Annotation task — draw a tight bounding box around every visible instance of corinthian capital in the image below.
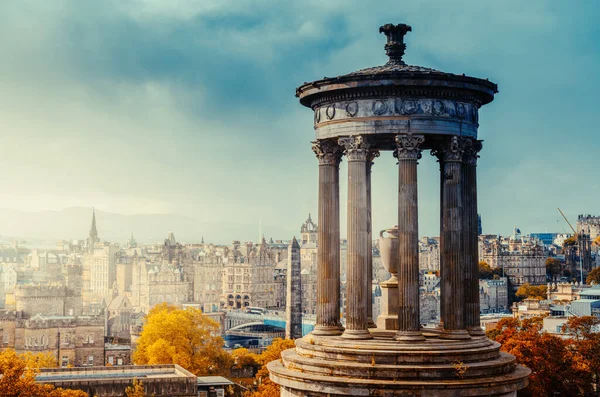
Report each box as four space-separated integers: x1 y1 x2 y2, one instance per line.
338 135 371 162
463 139 483 166
312 140 343 166
431 136 466 163
393 133 424 161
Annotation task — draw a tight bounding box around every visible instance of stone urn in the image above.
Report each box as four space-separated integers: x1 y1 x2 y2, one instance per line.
379 226 399 282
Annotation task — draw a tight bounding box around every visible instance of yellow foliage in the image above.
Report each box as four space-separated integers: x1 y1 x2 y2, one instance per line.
232 348 258 368
515 283 547 300
0 349 86 397
125 379 146 397
20 351 58 369
133 303 233 376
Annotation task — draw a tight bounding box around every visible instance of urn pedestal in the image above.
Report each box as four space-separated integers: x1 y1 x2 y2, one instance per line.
376 226 400 330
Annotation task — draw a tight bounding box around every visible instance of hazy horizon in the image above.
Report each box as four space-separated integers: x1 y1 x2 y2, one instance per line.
1 1 598 242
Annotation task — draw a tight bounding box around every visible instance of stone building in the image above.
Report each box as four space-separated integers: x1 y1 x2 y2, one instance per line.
191 247 223 314
479 278 508 314
578 214 600 242
83 242 119 304
14 284 82 317
221 239 280 309
418 236 440 271
0 312 105 367
106 293 133 339
481 228 546 290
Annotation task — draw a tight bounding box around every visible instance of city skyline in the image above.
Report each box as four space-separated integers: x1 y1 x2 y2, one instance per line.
1 1 598 241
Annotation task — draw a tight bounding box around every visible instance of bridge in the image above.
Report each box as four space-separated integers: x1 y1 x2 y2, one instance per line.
223 311 315 336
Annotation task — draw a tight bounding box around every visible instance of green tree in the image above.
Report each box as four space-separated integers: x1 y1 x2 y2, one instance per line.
545 257 561 280
133 303 233 376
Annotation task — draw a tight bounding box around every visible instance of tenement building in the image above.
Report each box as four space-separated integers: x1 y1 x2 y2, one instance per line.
268 23 529 396
481 228 546 290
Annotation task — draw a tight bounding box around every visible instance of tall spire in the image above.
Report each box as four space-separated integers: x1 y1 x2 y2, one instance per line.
88 208 99 253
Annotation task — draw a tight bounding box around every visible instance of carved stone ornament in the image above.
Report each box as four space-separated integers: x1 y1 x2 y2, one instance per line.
463 139 483 166
393 133 425 161
314 108 321 124
421 100 432 115
338 135 371 162
456 102 466 118
433 100 445 116
402 100 417 115
442 136 465 162
346 101 358 117
312 140 343 166
372 99 388 115
471 104 479 123
326 105 336 120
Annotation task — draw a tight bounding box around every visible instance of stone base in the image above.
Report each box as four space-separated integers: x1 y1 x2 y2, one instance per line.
376 280 398 331
268 330 529 396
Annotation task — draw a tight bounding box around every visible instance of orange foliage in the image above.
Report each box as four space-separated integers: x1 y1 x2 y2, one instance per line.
0 349 86 397
245 338 296 397
489 317 594 396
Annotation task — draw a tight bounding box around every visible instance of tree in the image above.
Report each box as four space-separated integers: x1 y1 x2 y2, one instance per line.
562 316 600 392
20 351 58 369
489 317 593 396
133 303 233 376
515 283 547 300
232 348 258 368
478 261 494 279
245 338 295 397
125 379 146 397
564 236 578 247
586 266 600 285
0 349 87 397
545 257 561 280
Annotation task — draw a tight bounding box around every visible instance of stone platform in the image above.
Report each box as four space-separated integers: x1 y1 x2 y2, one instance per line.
268 331 530 397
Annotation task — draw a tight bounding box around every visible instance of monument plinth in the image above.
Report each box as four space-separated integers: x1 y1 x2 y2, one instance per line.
268 23 530 396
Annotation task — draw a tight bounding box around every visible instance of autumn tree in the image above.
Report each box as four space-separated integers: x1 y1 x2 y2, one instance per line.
489 317 593 396
478 261 494 279
515 283 547 301
586 266 600 285
125 379 146 397
133 303 233 376
245 338 296 397
0 349 87 397
232 347 258 368
20 351 58 369
562 316 600 392
545 257 562 280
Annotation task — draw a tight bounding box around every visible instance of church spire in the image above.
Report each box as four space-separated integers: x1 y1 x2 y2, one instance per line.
88 208 99 253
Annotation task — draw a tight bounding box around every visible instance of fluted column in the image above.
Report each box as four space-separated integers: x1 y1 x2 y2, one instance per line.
438 137 470 340
393 133 426 342
339 136 372 340
464 140 484 336
367 149 380 328
312 140 343 336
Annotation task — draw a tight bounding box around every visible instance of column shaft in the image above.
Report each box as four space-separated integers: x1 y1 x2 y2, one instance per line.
395 134 425 341
464 140 484 335
312 140 343 336
340 136 372 340
439 137 471 340
367 153 379 328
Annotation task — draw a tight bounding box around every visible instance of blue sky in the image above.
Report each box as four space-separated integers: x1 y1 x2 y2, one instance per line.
0 0 598 242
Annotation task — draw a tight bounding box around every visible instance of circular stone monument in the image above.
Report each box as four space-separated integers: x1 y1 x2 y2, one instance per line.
268 23 530 396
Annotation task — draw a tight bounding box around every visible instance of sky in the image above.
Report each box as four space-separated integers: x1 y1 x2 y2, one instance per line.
0 0 599 242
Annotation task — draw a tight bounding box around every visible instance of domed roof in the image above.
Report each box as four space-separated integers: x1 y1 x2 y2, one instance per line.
296 23 497 107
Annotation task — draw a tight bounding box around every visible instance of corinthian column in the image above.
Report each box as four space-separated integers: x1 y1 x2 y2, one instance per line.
438 136 471 340
394 133 426 342
312 139 343 336
463 139 485 336
339 135 373 340
367 149 380 329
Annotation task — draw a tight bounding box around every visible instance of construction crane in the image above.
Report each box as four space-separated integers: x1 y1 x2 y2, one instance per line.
557 208 583 284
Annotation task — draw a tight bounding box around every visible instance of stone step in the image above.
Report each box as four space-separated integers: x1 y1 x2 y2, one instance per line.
268 358 531 397
295 336 501 365
281 348 517 380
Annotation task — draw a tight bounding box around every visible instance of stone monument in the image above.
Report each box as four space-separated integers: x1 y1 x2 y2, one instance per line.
286 236 302 340
268 23 530 396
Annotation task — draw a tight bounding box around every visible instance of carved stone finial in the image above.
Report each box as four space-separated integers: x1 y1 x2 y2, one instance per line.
379 23 412 65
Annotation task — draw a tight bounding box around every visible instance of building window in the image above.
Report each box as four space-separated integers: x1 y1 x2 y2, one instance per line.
108 356 114 365
88 355 94 366
61 356 69 368
117 358 123 365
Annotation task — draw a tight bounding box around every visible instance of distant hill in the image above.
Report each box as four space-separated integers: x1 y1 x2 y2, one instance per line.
0 207 295 246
